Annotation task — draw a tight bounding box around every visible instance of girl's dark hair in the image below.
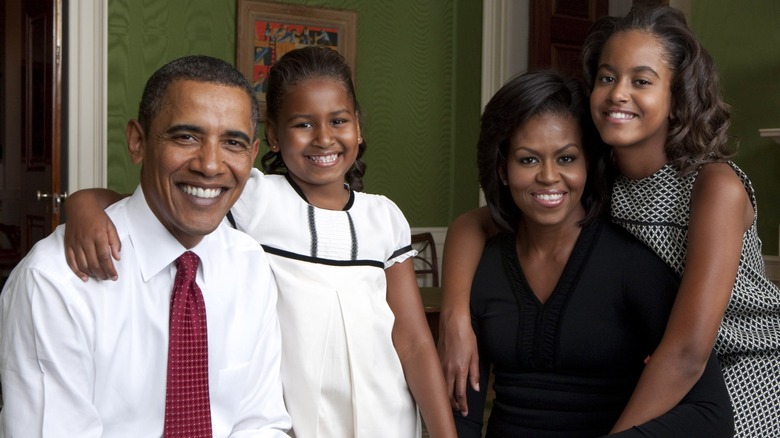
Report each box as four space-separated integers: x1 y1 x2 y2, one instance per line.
582 6 734 175
478 70 613 232
261 46 367 191
138 55 260 137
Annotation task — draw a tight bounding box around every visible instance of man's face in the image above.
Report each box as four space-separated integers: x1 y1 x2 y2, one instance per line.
127 79 258 248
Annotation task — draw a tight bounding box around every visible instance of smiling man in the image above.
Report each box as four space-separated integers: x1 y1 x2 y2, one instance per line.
0 56 290 437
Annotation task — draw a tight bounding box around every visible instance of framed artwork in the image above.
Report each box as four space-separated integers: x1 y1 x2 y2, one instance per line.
236 0 358 117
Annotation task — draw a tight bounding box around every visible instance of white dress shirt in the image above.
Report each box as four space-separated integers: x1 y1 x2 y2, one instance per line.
0 186 291 437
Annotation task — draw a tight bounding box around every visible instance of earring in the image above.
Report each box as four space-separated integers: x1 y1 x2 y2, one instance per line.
357 136 362 144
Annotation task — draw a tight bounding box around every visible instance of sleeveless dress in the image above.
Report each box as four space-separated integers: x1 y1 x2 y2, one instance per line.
611 162 780 438
230 170 420 438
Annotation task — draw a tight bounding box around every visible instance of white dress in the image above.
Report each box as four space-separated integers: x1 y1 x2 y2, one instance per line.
230 169 420 438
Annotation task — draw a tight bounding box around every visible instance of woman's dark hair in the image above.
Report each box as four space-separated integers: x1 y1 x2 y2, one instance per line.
261 46 367 191
138 55 260 137
582 6 734 175
478 70 612 232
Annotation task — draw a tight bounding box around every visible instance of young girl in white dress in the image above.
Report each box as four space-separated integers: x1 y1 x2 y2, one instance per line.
63 46 456 438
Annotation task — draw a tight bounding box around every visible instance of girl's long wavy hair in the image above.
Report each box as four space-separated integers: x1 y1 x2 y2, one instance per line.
582 6 734 175
261 46 367 191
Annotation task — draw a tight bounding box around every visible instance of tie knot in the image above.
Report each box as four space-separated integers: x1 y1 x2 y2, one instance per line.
176 251 200 282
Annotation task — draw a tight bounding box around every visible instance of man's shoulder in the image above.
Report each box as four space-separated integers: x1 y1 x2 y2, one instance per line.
216 221 265 252
12 226 70 278
207 222 271 272
1 226 88 300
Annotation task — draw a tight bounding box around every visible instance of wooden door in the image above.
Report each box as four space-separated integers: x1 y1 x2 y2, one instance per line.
0 0 64 287
529 0 608 79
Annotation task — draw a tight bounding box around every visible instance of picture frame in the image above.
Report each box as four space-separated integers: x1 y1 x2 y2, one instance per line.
236 0 358 118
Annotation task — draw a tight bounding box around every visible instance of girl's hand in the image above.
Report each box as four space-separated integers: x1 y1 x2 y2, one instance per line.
63 189 124 281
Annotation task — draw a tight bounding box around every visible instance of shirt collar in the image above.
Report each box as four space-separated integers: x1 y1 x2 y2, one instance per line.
122 186 220 284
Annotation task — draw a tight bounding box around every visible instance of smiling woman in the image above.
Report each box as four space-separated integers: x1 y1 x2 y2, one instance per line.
503 113 586 234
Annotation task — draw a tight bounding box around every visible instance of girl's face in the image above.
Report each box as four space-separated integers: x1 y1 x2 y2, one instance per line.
505 113 587 229
266 77 361 201
590 30 673 156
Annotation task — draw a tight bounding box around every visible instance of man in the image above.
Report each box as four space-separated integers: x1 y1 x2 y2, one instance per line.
0 56 290 437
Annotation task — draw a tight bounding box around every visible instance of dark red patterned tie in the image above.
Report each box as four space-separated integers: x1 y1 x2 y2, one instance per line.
164 251 212 437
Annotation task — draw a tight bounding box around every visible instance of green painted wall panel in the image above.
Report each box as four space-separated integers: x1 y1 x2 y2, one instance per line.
450 0 482 219
106 0 483 228
691 1 780 254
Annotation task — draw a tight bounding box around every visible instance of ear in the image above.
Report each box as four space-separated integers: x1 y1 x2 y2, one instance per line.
250 138 260 162
498 165 508 186
126 119 145 165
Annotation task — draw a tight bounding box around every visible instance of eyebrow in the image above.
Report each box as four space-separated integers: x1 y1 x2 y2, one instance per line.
597 63 661 78
514 143 581 155
224 130 252 143
166 124 251 143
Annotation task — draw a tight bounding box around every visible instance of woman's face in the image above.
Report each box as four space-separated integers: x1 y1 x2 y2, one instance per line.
505 113 587 228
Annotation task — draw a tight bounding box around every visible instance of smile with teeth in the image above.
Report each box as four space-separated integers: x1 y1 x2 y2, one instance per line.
606 111 635 120
181 184 223 199
307 153 340 165
534 193 564 202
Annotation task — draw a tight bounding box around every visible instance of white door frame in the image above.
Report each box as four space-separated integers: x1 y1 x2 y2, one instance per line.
66 0 106 192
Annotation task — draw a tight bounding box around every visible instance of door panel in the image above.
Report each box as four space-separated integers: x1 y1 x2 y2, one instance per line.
529 0 609 79
0 0 63 287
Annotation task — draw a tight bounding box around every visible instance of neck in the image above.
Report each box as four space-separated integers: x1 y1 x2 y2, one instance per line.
516 215 583 259
612 146 668 180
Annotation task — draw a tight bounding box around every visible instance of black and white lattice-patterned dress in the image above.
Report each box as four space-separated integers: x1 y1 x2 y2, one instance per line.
611 162 780 438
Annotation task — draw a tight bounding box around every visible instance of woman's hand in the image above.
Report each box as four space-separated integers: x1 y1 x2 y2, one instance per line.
437 206 496 416
438 308 480 416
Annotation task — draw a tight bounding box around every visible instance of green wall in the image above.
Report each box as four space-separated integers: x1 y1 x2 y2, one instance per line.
108 2 780 251
106 0 482 227
691 1 780 254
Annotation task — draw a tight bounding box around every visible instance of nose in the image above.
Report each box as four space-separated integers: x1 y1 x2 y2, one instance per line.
192 139 224 176
607 79 629 103
536 160 560 184
313 124 335 148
